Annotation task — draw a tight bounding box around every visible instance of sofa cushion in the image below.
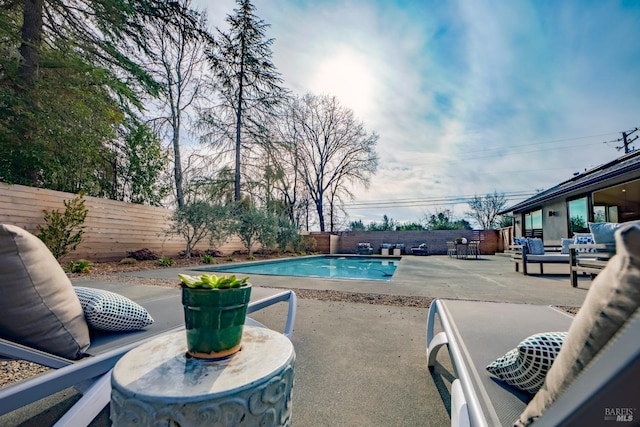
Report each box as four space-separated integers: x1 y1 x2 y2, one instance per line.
74 287 154 332
561 238 573 254
588 222 620 245
516 222 640 426
514 237 527 246
0 224 90 359
487 331 567 394
526 238 545 255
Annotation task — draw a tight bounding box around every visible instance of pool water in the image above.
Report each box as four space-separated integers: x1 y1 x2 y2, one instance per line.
198 256 400 281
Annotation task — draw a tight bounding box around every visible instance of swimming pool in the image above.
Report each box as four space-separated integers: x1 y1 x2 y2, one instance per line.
197 256 400 281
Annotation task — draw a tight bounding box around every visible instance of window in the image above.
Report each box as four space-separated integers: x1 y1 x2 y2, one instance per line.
568 197 589 234
524 209 543 238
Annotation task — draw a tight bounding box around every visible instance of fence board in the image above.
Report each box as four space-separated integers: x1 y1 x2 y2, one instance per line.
0 183 235 261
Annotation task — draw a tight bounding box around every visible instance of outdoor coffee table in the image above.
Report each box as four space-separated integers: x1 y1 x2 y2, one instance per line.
111 325 295 426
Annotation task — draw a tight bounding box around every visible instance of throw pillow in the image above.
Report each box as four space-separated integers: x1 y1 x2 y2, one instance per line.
526 238 545 255
0 224 90 359
588 222 620 245
514 237 527 246
74 287 154 332
487 332 567 394
573 233 597 253
561 238 573 254
516 222 640 426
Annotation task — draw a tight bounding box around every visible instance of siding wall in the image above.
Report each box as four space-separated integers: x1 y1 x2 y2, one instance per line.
0 183 244 261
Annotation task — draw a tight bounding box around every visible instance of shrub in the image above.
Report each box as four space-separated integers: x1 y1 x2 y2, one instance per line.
247 254 256 261
127 248 159 261
119 257 138 265
201 254 215 264
157 256 174 267
66 259 92 273
37 193 88 260
296 235 317 254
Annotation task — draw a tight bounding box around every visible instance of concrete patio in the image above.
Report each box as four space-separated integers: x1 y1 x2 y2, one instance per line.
2 254 594 426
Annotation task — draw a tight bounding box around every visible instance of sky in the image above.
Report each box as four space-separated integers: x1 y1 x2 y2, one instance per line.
194 0 640 227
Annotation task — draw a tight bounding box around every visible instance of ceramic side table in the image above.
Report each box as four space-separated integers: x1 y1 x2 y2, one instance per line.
110 326 295 426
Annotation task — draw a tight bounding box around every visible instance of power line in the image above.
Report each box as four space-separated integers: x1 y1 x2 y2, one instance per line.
454 131 618 156
603 127 640 153
344 191 538 209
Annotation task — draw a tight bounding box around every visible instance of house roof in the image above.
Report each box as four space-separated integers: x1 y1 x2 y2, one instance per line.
500 150 640 214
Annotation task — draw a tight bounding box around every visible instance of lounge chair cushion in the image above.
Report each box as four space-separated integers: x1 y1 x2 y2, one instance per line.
516 222 640 426
0 224 90 359
561 238 573 254
486 331 567 394
74 287 155 332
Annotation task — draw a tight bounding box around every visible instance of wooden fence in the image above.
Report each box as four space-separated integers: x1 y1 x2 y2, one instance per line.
1 182 506 261
0 183 244 261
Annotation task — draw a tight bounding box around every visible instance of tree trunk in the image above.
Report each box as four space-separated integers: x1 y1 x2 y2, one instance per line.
316 198 325 232
19 0 44 89
234 34 246 203
172 114 184 208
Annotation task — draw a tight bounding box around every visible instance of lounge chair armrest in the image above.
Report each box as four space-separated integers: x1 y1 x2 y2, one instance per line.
247 290 297 339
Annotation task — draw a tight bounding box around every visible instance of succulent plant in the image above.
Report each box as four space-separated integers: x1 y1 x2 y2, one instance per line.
178 273 249 289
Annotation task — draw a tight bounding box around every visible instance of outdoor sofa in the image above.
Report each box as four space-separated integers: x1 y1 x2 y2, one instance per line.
510 237 569 275
0 224 297 426
427 222 640 426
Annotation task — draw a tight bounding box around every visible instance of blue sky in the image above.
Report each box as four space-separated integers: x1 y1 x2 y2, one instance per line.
196 0 640 227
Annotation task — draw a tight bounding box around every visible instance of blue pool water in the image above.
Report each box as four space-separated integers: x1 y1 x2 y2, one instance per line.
198 256 400 281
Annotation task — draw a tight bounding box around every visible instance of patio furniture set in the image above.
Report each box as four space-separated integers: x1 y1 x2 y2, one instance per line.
356 242 427 255
428 221 639 426
0 224 297 426
447 240 480 259
2 221 639 426
510 221 635 287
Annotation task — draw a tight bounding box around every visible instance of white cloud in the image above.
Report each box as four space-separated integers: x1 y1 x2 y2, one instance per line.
192 0 640 226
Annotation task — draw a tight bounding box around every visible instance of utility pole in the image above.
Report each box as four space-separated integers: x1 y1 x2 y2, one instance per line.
616 128 638 154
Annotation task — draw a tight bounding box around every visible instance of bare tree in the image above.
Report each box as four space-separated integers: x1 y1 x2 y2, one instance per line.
146 1 211 208
202 0 287 203
263 106 307 227
287 94 379 232
466 191 508 230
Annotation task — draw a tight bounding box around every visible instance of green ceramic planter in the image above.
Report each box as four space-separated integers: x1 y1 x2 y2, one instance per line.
181 284 252 359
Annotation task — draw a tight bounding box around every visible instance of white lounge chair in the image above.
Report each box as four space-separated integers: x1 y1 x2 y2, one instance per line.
0 286 296 426
427 222 640 426
0 224 296 426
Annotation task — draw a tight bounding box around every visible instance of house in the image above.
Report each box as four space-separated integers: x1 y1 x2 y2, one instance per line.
500 150 640 243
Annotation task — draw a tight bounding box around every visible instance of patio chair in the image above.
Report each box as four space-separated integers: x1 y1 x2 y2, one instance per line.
426 222 640 426
0 224 297 426
356 242 374 255
446 241 457 258
411 243 428 255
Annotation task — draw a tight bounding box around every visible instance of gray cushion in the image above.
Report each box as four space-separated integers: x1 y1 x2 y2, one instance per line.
516 222 640 426
74 287 154 332
0 224 90 359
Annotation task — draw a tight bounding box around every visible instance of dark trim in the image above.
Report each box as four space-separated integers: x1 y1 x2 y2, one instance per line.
501 151 640 214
